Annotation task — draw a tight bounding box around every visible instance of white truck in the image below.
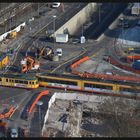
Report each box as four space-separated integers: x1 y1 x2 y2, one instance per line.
56 34 68 43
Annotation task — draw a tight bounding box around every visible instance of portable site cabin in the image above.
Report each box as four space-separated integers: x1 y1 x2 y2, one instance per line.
131 3 140 15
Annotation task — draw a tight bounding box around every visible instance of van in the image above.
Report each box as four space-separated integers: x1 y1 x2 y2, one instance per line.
56 48 62 56
51 3 61 8
10 128 18 138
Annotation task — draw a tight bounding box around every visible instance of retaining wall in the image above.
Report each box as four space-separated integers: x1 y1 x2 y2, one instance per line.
55 3 96 36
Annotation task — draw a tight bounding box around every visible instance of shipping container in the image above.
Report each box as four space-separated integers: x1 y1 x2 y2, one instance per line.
132 60 140 70
131 49 140 54
131 3 140 15
56 34 68 43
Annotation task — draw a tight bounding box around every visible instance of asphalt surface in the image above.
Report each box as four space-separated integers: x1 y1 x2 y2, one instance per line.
79 3 128 40
5 3 87 74
0 3 137 138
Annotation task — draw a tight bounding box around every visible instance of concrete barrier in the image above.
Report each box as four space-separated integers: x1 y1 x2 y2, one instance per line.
0 22 26 42
55 3 96 36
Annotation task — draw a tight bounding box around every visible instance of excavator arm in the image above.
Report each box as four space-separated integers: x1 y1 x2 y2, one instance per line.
26 56 35 70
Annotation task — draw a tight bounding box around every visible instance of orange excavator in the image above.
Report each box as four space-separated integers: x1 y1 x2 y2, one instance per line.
21 56 40 73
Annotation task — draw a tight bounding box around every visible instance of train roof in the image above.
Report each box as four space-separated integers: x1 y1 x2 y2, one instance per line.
0 73 37 80
37 73 140 87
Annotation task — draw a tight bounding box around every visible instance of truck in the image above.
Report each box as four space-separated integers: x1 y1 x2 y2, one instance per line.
55 34 68 43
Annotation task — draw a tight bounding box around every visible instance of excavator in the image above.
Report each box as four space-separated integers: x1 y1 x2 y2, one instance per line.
21 56 40 73
36 46 54 60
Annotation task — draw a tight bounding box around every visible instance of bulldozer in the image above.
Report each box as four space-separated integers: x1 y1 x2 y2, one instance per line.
21 56 40 73
36 46 54 61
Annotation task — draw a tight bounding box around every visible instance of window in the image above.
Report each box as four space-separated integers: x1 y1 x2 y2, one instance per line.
84 83 112 90
0 78 2 81
6 79 8 82
39 77 77 86
24 81 28 84
120 87 140 93
15 80 24 84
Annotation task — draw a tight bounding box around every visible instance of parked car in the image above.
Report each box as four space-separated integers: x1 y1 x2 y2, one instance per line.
56 48 63 56
10 128 18 138
51 3 61 8
71 38 80 44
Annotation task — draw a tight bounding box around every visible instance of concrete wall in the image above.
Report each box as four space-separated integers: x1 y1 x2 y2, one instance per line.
55 3 96 36
0 22 26 42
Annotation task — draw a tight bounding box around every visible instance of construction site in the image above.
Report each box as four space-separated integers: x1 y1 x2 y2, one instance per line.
42 92 140 137
0 2 140 138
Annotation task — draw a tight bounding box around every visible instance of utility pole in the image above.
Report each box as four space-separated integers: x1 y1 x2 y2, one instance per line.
36 101 43 137
53 15 56 48
82 24 83 36
98 3 102 24
61 3 65 12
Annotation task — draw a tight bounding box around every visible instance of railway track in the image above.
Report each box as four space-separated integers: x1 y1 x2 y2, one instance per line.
0 3 30 25
6 3 86 73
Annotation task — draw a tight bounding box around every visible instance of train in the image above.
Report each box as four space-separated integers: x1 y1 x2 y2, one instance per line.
0 73 39 89
36 73 140 98
0 73 140 98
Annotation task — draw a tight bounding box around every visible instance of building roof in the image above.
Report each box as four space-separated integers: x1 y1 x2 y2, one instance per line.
117 26 140 47
133 3 140 8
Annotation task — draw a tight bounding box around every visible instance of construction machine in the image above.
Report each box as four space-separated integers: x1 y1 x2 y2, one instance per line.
36 46 54 60
21 56 40 73
6 31 17 39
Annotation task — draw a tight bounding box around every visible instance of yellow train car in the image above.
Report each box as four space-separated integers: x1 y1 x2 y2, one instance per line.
37 73 140 98
0 53 9 69
0 73 39 89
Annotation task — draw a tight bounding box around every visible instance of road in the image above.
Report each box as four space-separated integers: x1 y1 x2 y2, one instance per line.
5 3 87 74
0 3 137 138
0 3 89 137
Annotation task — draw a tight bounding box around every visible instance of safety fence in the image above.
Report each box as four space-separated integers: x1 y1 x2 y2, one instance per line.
70 56 90 69
28 90 49 114
107 56 140 74
70 56 140 83
0 106 15 119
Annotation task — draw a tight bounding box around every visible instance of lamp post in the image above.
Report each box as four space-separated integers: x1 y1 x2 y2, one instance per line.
53 15 56 48
38 3 39 16
82 24 83 36
98 3 102 24
36 101 43 136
